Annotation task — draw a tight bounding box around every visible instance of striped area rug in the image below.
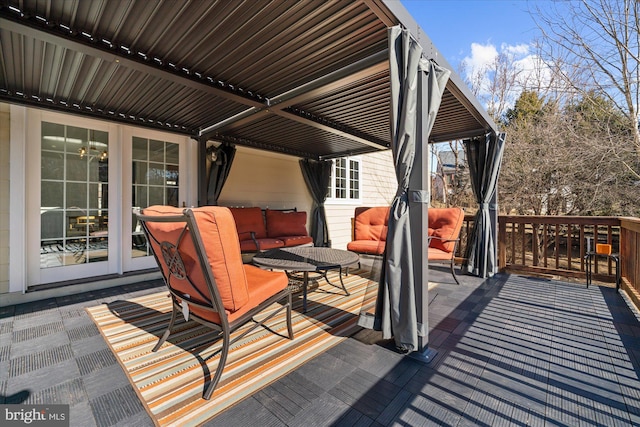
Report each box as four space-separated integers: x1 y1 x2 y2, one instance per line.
86 269 378 426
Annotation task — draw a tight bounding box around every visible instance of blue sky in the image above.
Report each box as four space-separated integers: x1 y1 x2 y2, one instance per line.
401 0 540 70
399 1 545 157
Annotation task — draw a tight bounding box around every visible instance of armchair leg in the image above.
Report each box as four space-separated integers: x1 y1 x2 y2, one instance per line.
286 292 294 340
152 305 178 352
203 332 230 400
450 260 460 285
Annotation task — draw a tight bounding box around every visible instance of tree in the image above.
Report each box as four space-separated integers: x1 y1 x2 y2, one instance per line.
500 90 640 217
500 91 569 215
533 0 640 169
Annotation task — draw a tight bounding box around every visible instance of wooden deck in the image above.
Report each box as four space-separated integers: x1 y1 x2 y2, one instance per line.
1 259 639 426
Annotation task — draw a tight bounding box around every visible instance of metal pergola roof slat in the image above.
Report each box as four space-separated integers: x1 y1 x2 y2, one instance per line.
0 0 497 158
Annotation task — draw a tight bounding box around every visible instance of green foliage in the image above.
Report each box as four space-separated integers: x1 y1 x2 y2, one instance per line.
503 91 547 126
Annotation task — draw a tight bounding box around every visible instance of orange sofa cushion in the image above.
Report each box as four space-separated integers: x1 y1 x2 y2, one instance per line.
353 207 390 242
428 207 464 253
142 205 250 312
229 207 268 239
239 237 284 252
279 235 313 246
265 209 308 238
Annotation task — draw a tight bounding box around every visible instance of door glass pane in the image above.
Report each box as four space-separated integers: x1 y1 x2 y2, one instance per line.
132 161 148 185
148 187 164 206
166 142 179 164
132 137 147 160
131 137 180 258
40 122 109 268
149 140 165 162
41 151 64 180
41 122 65 152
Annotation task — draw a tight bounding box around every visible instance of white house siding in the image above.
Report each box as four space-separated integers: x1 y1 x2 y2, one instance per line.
326 150 397 250
218 146 313 216
0 109 395 298
0 104 9 293
218 147 397 250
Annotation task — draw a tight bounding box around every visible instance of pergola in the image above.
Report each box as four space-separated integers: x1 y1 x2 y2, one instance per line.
0 0 500 357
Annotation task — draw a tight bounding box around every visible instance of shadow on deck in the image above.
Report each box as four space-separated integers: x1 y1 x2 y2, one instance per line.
1 258 639 426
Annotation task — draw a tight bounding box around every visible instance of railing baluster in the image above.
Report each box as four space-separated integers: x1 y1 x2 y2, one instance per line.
555 223 560 269
594 226 599 275
580 224 585 271
567 223 572 271
510 221 516 265
532 223 539 266
519 222 524 265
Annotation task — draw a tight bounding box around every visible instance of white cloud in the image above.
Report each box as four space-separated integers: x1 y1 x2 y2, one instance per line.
462 43 498 84
503 43 529 56
461 41 555 114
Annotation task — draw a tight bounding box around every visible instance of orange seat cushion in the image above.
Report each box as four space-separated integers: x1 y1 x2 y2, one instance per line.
229 207 268 239
280 235 313 247
265 209 308 238
428 208 464 253
347 240 386 255
142 206 250 312
187 265 288 324
428 247 454 261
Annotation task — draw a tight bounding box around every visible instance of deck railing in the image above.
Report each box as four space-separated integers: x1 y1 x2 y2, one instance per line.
620 217 640 304
456 214 640 308
497 215 621 281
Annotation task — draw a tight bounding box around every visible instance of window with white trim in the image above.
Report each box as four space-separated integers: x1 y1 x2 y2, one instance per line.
327 157 361 202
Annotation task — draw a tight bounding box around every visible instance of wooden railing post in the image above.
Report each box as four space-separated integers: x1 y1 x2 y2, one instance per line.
498 217 506 270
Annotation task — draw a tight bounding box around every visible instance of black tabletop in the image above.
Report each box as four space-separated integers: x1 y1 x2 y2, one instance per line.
253 247 359 272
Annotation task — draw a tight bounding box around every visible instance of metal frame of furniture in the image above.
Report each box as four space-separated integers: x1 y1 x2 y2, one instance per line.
138 206 294 400
253 247 360 312
585 251 620 290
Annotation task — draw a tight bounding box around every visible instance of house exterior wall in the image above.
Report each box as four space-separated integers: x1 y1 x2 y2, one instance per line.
326 150 397 250
0 104 9 293
0 104 399 300
218 146 313 214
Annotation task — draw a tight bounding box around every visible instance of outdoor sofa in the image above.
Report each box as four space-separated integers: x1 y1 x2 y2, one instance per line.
229 207 313 252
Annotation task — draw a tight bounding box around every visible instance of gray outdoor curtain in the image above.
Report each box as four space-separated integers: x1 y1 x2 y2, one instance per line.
206 143 236 205
464 132 506 277
374 26 450 352
299 158 332 247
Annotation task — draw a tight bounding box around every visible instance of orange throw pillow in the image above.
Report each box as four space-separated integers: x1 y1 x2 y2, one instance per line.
266 209 308 237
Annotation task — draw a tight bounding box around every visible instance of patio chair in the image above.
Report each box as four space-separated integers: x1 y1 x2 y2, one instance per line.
428 207 465 285
346 206 390 269
137 205 294 400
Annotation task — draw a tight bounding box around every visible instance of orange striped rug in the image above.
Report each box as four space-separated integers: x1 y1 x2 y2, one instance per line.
86 269 378 426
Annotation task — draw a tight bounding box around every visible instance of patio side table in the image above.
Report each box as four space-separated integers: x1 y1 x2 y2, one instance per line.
584 252 620 290
253 247 360 313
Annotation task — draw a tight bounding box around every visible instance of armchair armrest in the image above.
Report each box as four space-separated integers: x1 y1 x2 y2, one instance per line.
427 235 460 255
237 231 261 251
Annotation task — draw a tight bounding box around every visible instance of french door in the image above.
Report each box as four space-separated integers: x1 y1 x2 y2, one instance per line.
122 128 190 272
28 110 192 286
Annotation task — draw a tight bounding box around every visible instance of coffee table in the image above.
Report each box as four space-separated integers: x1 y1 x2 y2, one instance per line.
252 247 360 312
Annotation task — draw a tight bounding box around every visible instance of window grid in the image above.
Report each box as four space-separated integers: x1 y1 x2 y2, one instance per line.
327 157 361 202
40 122 109 268
131 137 179 258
